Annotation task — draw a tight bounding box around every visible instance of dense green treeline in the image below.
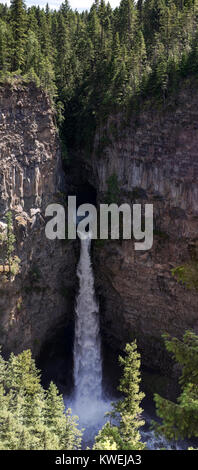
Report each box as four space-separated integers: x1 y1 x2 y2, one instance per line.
1 0 198 149
1 333 198 449
0 349 82 449
0 342 146 450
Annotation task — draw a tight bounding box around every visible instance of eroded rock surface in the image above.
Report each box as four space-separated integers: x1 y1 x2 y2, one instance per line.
88 84 198 372
0 82 76 357
0 80 197 376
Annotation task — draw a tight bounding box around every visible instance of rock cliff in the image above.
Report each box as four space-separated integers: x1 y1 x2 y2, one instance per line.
0 81 76 357
87 82 198 372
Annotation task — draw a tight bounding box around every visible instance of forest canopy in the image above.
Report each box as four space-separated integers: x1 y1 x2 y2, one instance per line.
0 348 82 450
1 0 198 149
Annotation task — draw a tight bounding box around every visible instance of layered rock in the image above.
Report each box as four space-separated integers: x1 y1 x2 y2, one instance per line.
87 82 198 372
0 78 197 376
0 81 76 357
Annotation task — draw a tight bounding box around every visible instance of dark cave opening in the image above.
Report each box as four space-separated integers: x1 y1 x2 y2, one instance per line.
72 182 97 208
37 321 75 396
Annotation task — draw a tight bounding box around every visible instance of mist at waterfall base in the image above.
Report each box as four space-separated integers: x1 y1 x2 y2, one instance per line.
64 231 190 450
65 232 111 447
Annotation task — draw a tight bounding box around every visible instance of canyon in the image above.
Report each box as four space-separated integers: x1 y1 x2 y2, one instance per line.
0 79 197 388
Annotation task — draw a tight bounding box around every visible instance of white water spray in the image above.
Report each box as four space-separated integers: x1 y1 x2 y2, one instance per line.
72 233 108 429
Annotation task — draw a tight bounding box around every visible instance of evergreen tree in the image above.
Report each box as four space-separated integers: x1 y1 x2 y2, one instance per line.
24 30 41 76
0 19 12 73
0 0 197 112
0 348 82 450
10 0 27 71
154 331 198 440
55 12 72 99
93 341 145 450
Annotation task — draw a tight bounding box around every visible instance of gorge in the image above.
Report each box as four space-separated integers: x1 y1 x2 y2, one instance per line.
0 79 198 415
1 0 198 453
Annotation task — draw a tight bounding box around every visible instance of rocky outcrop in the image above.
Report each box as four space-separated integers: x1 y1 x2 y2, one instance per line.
0 81 76 357
87 82 198 372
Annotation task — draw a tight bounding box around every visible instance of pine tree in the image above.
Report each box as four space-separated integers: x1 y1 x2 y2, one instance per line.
113 342 145 450
37 8 52 58
10 0 27 71
55 12 72 99
0 0 197 117
0 20 12 74
60 0 71 18
5 349 41 395
119 0 137 48
24 30 41 76
93 341 145 450
0 349 82 450
38 56 56 97
45 381 66 431
154 331 198 440
27 6 39 35
45 382 82 449
88 4 101 59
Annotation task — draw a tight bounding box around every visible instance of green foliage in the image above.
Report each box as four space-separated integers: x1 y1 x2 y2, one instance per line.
153 331 198 440
10 255 20 275
5 211 15 265
1 212 20 275
171 263 198 290
10 0 27 71
0 0 198 153
93 341 145 450
93 422 119 450
0 348 82 450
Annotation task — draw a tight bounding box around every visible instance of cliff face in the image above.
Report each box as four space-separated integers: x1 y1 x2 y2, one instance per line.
0 82 76 357
87 83 198 372
0 80 197 376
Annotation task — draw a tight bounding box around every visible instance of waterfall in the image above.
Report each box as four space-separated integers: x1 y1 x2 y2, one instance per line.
69 234 189 449
73 233 103 423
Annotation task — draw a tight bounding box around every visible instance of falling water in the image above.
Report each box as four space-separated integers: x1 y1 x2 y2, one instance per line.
69 234 190 449
71 233 109 437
